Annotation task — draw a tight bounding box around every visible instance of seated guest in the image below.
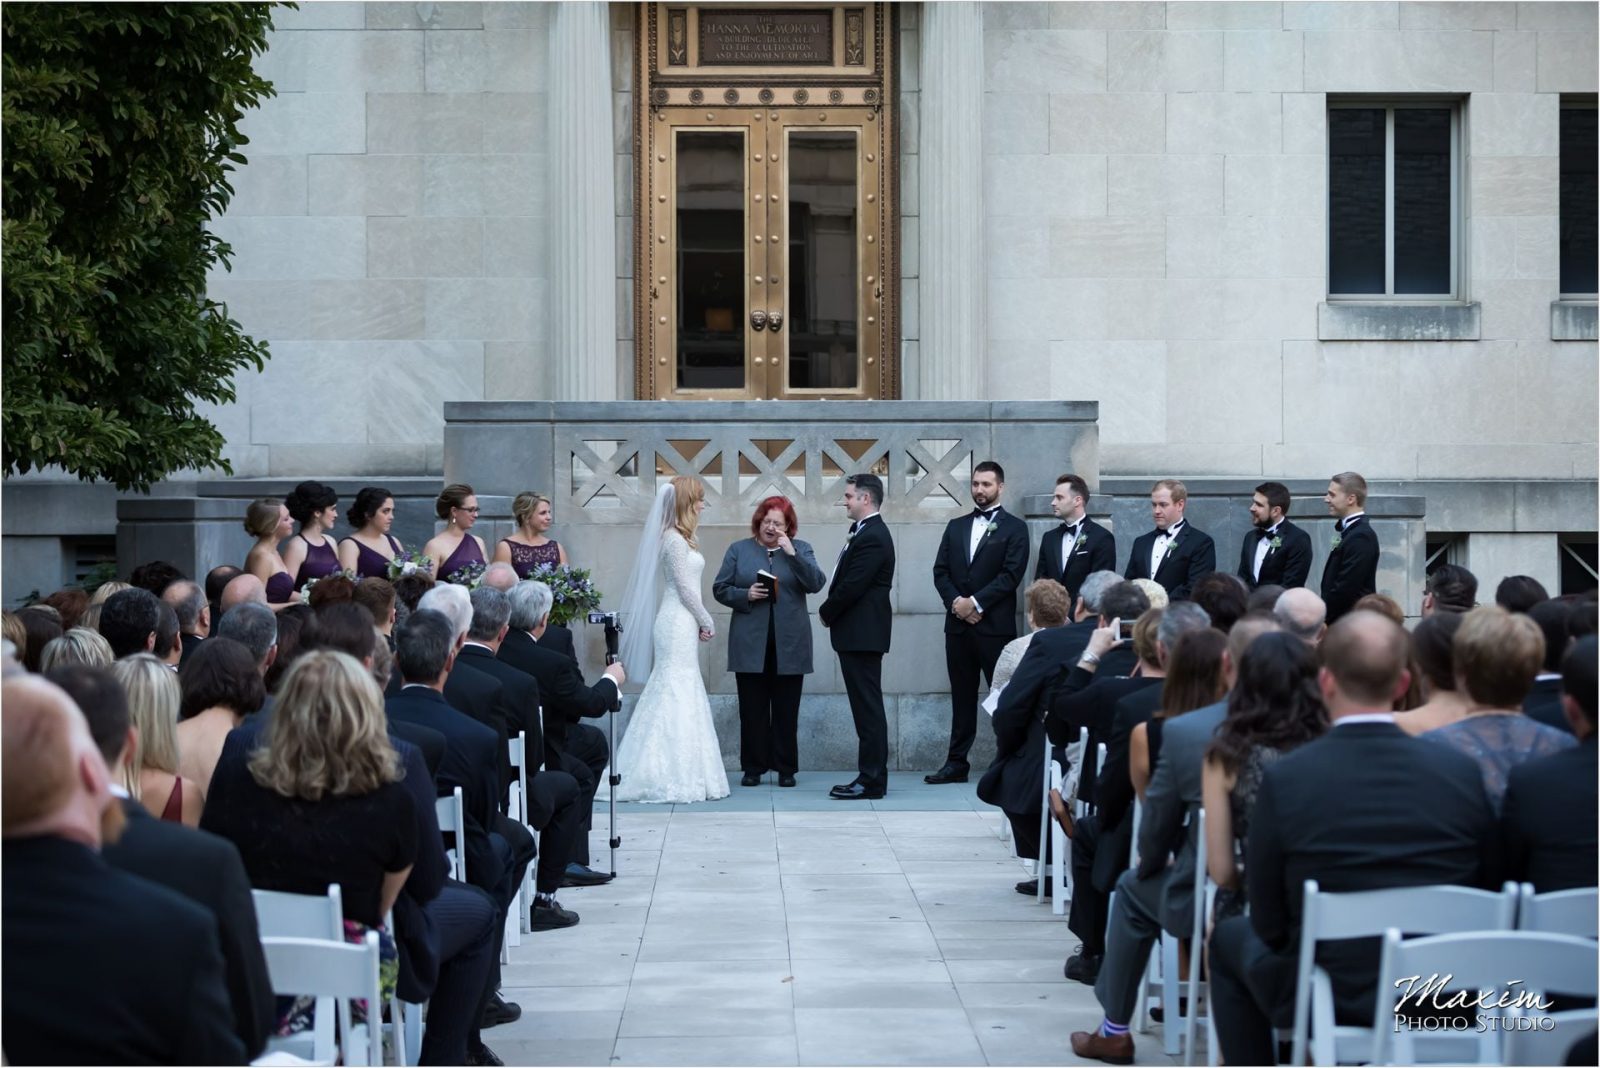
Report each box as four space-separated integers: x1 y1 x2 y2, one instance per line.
1130 578 1168 610
1496 575 1550 614
243 498 300 605
2 609 27 664
1395 612 1469 736
1425 606 1576 810
39 626 115 672
206 564 243 627
420 584 516 788
110 654 203 825
1525 597 1575 731
424 483 488 584
1130 626 1226 800
220 571 268 614
97 587 162 660
39 587 90 631
2 675 244 1064
1193 611 1497 1068
1048 604 1164 776
162 579 210 664
481 561 520 592
263 604 313 693
1349 594 1427 711
1353 591 1405 624
281 480 343 589
177 637 266 801
394 570 437 614
990 579 1071 694
1203 632 1327 920
83 582 131 632
18 605 64 671
155 601 183 668
1422 563 1478 616
338 486 405 579
215 601 278 679
57 666 274 1059
1273 587 1327 645
307 573 357 611
1245 583 1286 616
130 560 185 597
1502 635 1598 892
353 576 399 649
1189 572 1249 633
493 491 568 578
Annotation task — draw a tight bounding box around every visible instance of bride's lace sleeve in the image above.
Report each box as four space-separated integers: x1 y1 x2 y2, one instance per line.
662 532 715 631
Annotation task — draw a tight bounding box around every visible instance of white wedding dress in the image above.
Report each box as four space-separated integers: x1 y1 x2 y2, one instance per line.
612 530 730 803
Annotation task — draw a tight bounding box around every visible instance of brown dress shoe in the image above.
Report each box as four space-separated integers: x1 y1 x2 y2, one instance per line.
1048 787 1075 838
1070 1029 1134 1065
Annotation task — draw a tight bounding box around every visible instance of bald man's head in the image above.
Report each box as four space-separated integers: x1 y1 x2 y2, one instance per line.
1224 613 1281 689
1320 610 1411 712
482 562 520 592
1274 587 1328 644
1 676 115 845
221 573 267 613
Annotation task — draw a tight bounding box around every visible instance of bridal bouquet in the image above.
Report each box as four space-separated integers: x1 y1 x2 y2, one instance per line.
386 550 434 582
531 564 602 627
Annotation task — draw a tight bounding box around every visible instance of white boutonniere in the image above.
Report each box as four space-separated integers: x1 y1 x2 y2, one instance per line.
1269 535 1282 551
1330 533 1342 549
1070 531 1086 555
983 520 999 535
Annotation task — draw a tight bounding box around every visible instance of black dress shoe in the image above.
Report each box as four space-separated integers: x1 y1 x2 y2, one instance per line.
741 772 762 787
467 1041 505 1066
561 862 613 887
1015 877 1051 898
778 774 796 788
481 993 521 1028
530 898 580 930
831 782 885 800
1064 946 1103 984
924 763 969 784
828 779 862 798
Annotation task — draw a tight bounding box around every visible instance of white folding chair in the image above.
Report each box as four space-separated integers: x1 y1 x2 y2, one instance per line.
1372 929 1598 1065
1518 884 1599 937
1290 880 1519 1065
435 787 467 883
1504 1007 1599 1066
253 887 343 1061
261 933 385 1067
1180 808 1217 1065
507 731 533 937
1046 727 1089 913
383 909 418 1067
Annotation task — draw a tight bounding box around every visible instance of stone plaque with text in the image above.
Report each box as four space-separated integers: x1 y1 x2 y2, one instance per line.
698 8 833 66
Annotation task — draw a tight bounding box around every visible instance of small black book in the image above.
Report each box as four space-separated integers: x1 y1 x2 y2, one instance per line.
756 569 779 602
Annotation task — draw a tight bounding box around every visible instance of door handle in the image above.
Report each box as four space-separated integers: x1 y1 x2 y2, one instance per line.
767 310 783 332
750 309 768 331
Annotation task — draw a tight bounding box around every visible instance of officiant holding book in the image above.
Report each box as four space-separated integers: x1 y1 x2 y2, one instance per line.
714 495 828 787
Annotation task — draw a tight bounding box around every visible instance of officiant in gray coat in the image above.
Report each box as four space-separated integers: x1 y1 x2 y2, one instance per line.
713 495 828 788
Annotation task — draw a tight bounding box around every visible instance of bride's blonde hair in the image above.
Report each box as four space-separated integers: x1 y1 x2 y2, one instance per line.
671 476 704 547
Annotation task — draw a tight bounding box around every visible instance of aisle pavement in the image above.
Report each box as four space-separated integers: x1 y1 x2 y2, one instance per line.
493 772 1183 1066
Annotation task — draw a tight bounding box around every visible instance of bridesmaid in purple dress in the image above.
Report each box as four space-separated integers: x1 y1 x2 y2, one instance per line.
281 481 342 589
492 491 570 578
423 483 488 583
243 499 300 606
338 487 406 579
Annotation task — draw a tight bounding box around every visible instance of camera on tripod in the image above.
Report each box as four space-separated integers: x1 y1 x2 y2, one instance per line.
585 610 623 664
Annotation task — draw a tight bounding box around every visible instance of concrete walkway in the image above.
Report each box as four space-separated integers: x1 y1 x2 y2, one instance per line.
492 773 1182 1066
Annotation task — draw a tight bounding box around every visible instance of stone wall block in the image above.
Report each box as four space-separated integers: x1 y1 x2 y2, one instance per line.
1281 91 1328 154
1166 93 1283 155
484 342 543 401
1516 2 1599 30
367 93 483 154
239 93 367 155
484 215 546 278
1469 93 1560 157
308 154 424 216
1513 340 1600 444
983 93 1049 155
1049 340 1168 443
1049 92 1165 154
1493 30 1538 90
1102 443 1264 478
1049 216 1166 278
1223 30 1305 91
1223 153 1325 216
275 2 364 30
368 216 485 277
1303 30 1494 90
210 217 367 280
226 156 309 216
1107 154 1225 216
1284 2 1399 30
1401 2 1517 30
1466 532 1562 597
1536 32 1600 92
1049 2 1166 30
1166 341 1283 443
984 30 1109 92
369 343 487 444
308 279 427 340
983 154 1108 217
1171 2 1286 30
1470 156 1559 216
365 2 483 31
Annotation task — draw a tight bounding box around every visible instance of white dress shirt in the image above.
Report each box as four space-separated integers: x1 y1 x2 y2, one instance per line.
1150 521 1185 576
1253 522 1282 581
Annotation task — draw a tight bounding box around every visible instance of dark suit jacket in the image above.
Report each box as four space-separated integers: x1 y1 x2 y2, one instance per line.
1522 676 1570 734
443 658 512 796
498 628 619 771
1036 518 1118 609
1046 672 1160 805
458 642 546 765
1320 515 1379 623
1124 522 1217 601
1246 721 1497 1022
820 514 895 654
1502 736 1598 892
386 736 447 1002
1090 684 1166 890
538 622 576 661
180 632 205 666
2 835 245 1065
1237 520 1313 590
933 508 1030 637
976 621 1093 816
102 800 274 1059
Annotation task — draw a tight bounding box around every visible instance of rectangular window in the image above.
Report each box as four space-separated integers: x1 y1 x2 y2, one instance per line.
1560 102 1597 298
1328 101 1460 299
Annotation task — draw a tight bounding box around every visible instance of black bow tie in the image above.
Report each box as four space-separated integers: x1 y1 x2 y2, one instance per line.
1063 522 1080 537
975 508 998 521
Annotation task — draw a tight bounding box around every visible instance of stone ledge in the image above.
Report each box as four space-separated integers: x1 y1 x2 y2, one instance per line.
443 399 1100 424
1318 301 1482 341
1551 300 1598 341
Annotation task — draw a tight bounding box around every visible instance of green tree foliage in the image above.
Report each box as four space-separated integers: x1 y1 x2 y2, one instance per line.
3 3 283 490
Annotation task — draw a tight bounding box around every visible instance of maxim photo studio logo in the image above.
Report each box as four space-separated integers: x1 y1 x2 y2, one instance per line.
1392 972 1558 1033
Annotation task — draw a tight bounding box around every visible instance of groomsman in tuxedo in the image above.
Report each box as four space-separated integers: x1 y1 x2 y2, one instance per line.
1236 481 1312 590
1320 471 1379 623
927 461 1030 785
1123 479 1216 602
1035 473 1117 610
820 473 895 800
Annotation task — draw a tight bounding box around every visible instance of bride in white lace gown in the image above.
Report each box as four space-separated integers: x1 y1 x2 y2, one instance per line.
612 477 730 803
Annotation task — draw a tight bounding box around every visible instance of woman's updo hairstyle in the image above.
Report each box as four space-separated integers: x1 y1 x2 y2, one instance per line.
285 480 338 525
244 498 284 539
347 486 394 530
436 483 475 521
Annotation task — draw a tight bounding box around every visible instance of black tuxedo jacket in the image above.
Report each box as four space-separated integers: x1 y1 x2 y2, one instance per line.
103 800 275 1059
1094 684 1165 840
538 622 577 660
1046 672 1160 806
180 632 205 666
458 643 546 766
1502 736 1597 892
933 508 1030 637
1319 515 1379 622
2 835 245 1065
443 658 512 796
1521 676 1570 733
976 621 1093 816
1124 523 1217 601
1036 518 1118 608
1236 520 1313 590
820 515 895 654
498 628 619 771
1246 721 1496 1022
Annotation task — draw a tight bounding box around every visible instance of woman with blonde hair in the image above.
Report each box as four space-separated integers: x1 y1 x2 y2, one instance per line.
494 491 569 578
39 627 115 673
243 498 299 605
1130 578 1168 610
110 654 204 825
612 475 728 802
423 483 487 583
82 581 132 631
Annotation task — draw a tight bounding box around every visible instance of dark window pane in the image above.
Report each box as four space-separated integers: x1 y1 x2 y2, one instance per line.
1560 107 1598 295
1328 108 1386 294
1393 109 1452 294
675 130 746 390
786 130 859 391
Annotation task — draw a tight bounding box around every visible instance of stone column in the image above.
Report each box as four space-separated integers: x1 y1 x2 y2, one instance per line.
548 2 618 400
916 1 984 400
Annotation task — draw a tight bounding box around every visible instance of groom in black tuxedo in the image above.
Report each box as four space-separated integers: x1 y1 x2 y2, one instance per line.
820 472 895 800
1320 470 1380 623
1035 473 1117 610
927 461 1030 784
1236 481 1312 590
1123 479 1216 602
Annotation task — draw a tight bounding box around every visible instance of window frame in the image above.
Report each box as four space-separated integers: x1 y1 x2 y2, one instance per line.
1326 98 1463 303
1557 97 1598 301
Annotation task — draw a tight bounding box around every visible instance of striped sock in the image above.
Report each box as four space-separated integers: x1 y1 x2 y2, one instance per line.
1100 1019 1130 1038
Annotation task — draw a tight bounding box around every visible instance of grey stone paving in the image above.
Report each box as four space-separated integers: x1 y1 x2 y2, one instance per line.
492 773 1182 1066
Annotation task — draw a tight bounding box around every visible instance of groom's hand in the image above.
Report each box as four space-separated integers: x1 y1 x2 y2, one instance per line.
604 662 626 686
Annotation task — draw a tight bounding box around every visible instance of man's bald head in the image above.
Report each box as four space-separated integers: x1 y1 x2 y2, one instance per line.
1320 610 1411 712
1 676 111 844
161 579 209 637
1274 587 1328 644
482 562 520 593
221 573 267 613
